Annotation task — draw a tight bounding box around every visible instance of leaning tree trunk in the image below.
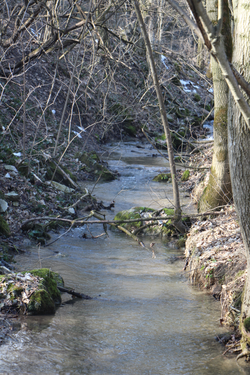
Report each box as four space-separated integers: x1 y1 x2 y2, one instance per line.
227 1 250 355
198 0 232 212
133 0 185 233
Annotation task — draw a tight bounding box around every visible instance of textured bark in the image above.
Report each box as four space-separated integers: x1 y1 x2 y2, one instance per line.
227 0 250 352
198 0 232 212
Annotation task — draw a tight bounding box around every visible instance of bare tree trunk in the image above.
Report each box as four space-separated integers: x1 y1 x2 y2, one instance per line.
198 0 232 212
133 0 185 233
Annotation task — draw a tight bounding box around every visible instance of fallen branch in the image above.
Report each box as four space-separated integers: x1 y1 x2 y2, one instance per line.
20 209 226 230
58 286 92 299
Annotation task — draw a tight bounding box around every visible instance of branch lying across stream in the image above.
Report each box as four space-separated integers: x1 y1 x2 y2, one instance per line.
58 286 92 299
20 209 226 231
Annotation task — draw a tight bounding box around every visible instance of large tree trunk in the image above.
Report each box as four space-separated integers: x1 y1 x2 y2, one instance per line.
198 0 232 212
227 0 250 354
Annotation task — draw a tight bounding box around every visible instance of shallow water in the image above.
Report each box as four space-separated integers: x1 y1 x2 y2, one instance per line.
1 141 249 374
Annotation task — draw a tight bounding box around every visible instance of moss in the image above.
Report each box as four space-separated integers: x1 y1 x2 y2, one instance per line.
0 215 10 237
29 269 63 304
28 289 56 315
114 208 142 230
193 93 201 102
198 163 232 212
153 173 171 182
244 317 250 332
215 150 227 162
78 152 116 182
45 160 77 187
162 208 174 216
123 122 137 137
181 170 190 181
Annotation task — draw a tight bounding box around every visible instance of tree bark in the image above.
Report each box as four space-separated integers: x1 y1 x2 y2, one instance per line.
198 0 232 212
227 0 250 353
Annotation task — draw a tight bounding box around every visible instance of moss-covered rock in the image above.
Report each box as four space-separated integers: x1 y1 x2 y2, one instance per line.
29 268 63 305
113 207 143 231
153 173 171 182
28 289 56 315
78 151 116 182
0 215 10 237
0 268 64 315
45 160 77 187
113 206 189 237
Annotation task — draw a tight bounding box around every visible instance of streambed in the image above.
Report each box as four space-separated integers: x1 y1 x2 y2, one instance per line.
1 141 247 374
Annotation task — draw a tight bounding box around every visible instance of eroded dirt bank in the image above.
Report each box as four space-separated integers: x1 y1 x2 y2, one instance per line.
183 152 247 353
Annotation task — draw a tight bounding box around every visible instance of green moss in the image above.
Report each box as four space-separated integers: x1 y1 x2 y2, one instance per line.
114 208 142 230
153 173 171 182
193 93 201 102
181 170 190 181
244 317 250 332
0 215 10 237
162 208 174 216
29 268 63 305
28 289 56 315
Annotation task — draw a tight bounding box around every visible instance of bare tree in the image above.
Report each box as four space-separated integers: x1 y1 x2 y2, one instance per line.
133 0 185 233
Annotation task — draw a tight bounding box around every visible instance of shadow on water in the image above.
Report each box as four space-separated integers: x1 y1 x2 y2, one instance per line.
1 141 250 374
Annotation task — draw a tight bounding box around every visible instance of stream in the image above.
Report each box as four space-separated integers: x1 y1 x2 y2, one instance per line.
1 141 249 374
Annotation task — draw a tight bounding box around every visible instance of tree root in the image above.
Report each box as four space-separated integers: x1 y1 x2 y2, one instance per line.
237 350 250 361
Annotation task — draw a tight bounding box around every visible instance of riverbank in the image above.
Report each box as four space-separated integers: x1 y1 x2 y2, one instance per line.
0 136 247 354
182 148 246 351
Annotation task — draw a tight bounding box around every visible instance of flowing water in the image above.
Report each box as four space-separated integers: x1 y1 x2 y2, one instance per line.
1 141 249 374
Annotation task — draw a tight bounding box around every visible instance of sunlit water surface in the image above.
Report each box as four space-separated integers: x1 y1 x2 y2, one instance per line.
1 141 249 374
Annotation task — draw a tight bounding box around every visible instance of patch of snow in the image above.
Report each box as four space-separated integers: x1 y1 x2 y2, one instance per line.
72 130 82 138
180 79 197 93
77 126 86 132
161 55 169 70
203 121 214 140
13 152 22 157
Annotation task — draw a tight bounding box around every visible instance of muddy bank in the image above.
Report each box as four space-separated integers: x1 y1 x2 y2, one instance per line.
184 205 246 332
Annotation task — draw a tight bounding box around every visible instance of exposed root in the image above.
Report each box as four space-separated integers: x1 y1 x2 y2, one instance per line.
236 350 250 361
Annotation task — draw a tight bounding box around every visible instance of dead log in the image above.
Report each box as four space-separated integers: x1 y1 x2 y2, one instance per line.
58 286 92 299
